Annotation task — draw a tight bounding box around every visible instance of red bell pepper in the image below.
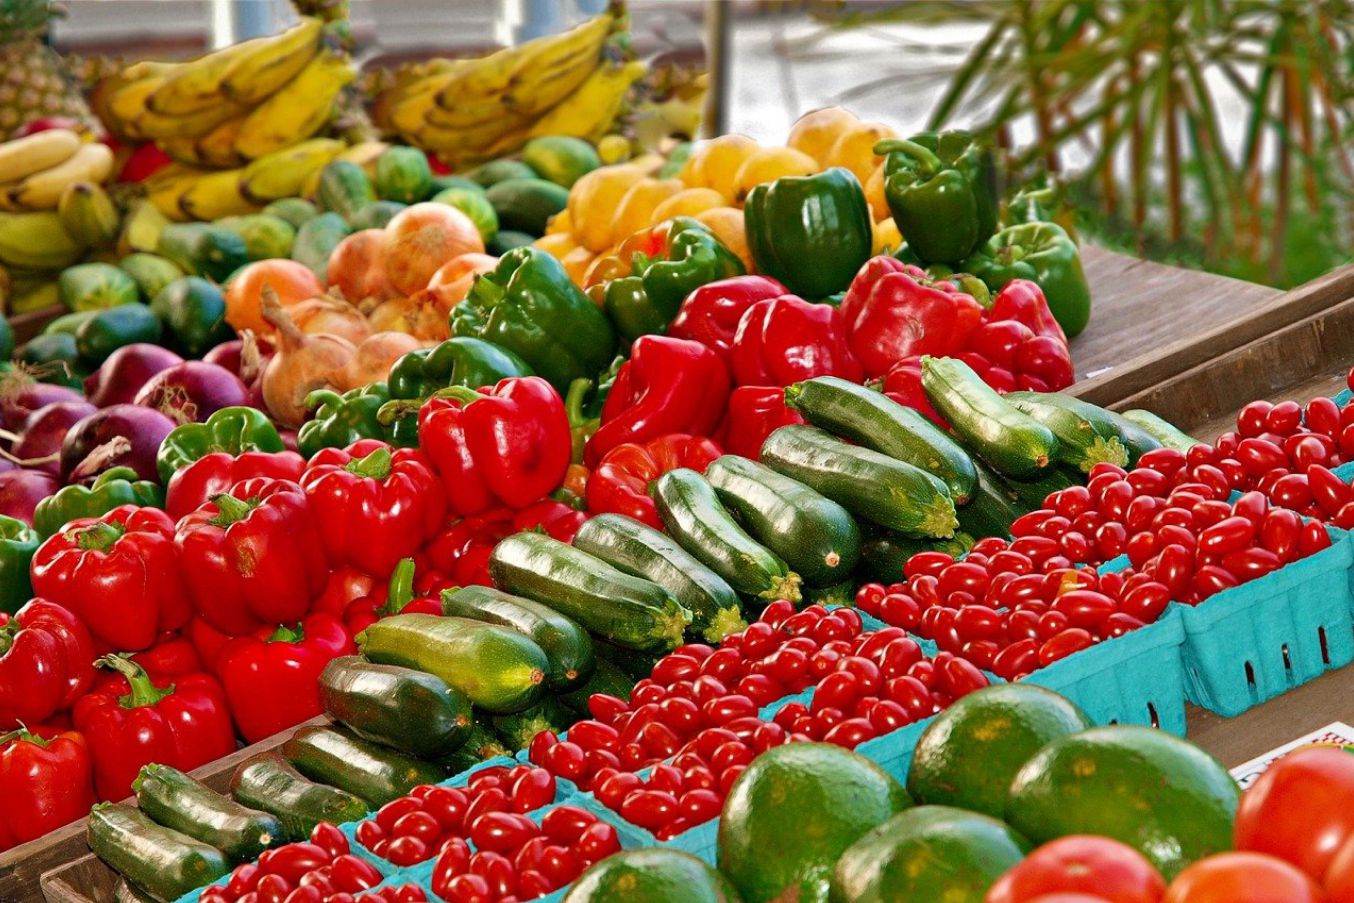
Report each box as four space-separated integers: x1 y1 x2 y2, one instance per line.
73 654 235 801
311 567 379 621
717 386 807 459
876 356 949 427
586 434 723 530
728 295 863 387
186 616 233 679
175 477 330 637
0 600 95 729
989 278 1068 344
511 498 587 543
92 633 203 695
421 499 586 588
216 613 356 743
343 558 445 636
418 376 571 516
165 450 307 521
967 279 1075 391
585 336 730 467
300 440 447 577
839 256 985 377
30 505 190 652
0 727 95 852
667 275 788 359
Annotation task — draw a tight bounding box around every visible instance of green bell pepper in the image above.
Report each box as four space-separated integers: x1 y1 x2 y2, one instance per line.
297 383 393 459
593 217 745 341
32 467 165 540
962 221 1092 337
381 337 533 447
743 167 873 300
155 406 285 484
876 130 999 265
451 247 617 393
0 514 38 615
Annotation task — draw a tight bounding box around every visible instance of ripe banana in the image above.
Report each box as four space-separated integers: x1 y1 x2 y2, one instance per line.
134 97 251 142
240 138 344 203
107 76 167 138
528 60 646 141
420 109 533 152
0 130 81 184
143 165 205 222
57 182 121 247
0 211 87 269
502 13 614 116
7 143 115 211
219 17 324 105
195 116 249 169
387 71 458 135
178 166 259 220
234 49 354 160
147 35 264 116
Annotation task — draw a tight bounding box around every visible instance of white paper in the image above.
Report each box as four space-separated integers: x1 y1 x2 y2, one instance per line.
1229 722 1354 789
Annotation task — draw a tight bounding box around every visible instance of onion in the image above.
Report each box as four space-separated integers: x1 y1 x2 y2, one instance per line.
10 401 98 475
84 343 184 408
133 361 250 424
367 292 449 342
261 289 355 428
0 469 61 525
289 295 373 345
0 369 84 434
60 404 176 484
329 331 425 392
203 333 275 380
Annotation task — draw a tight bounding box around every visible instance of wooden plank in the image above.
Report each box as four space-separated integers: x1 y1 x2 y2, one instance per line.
40 856 112 903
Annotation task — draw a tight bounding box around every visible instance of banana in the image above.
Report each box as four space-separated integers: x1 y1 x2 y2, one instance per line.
143 165 205 222
502 13 613 116
527 59 646 141
58 182 121 247
0 130 81 183
147 37 263 116
134 96 251 142
420 109 533 151
387 70 460 135
220 17 324 105
239 137 344 203
157 135 206 166
178 166 259 220
11 278 61 315
195 116 250 168
7 143 115 211
0 211 87 269
107 76 167 137
234 49 354 160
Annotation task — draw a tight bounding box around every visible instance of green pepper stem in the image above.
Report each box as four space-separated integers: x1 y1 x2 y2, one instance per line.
377 399 421 426
345 446 393 480
441 385 487 406
875 138 942 177
304 389 345 414
98 654 174 709
267 623 304 644
564 377 593 428
0 726 44 748
75 521 124 552
383 558 416 614
782 382 805 410
210 493 258 527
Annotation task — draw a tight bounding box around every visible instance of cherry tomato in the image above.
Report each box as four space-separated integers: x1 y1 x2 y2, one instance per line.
986 835 1166 903
384 834 430 867
1038 628 1095 666
596 771 642 810
935 655 989 698
436 873 492 903
330 855 381 893
576 820 621 862
1299 520 1333 555
905 551 954 580
885 676 935 719
261 843 330 883
307 822 349 859
1198 516 1255 557
620 789 678 830
1162 851 1324 903
392 810 441 845
1120 581 1170 622
1052 590 1116 632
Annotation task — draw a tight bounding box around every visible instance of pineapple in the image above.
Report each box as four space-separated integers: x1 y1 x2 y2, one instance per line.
0 0 99 139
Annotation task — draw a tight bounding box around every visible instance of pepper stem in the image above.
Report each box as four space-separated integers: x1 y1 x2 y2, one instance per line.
564 377 592 428
267 623 304 644
345 446 393 480
382 558 417 615
0 726 44 748
98 654 174 709
75 521 124 552
874 138 942 177
210 493 258 527
440 385 487 406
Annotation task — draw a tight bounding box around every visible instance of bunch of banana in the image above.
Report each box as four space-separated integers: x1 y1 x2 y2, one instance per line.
0 130 114 211
94 17 354 169
373 4 646 169
0 209 87 270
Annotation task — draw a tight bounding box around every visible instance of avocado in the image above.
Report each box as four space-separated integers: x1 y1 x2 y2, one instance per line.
485 177 569 237
564 849 743 903
468 158 537 187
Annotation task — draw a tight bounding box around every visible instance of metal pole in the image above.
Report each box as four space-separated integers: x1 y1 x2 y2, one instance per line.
703 0 730 138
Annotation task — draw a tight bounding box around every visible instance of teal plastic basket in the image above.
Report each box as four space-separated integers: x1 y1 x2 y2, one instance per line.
852 715 937 786
1175 526 1354 716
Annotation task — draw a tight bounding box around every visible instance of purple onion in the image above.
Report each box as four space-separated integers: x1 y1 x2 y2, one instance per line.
85 343 184 408
13 401 98 475
0 469 60 525
60 404 175 484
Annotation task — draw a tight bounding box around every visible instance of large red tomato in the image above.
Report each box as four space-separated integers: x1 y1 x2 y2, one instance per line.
1163 852 1327 903
1323 833 1354 902
1235 747 1354 879
986 836 1166 903
1028 897 1116 903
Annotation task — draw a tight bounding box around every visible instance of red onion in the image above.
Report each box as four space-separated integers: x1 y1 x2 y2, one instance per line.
11 401 98 475
60 404 175 484
0 469 60 525
85 344 183 408
0 370 84 434
133 361 249 424
205 332 273 412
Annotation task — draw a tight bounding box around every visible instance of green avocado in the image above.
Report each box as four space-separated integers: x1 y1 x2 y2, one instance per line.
565 849 743 903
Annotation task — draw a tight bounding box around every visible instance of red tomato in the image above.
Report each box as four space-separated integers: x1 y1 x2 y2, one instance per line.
985 836 1166 903
1235 747 1354 879
1162 852 1325 903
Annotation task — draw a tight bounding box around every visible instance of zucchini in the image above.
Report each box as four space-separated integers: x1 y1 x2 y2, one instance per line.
857 530 976 584
1005 391 1131 473
489 532 691 652
760 425 958 538
87 803 229 903
593 637 664 681
282 725 447 809
492 696 576 751
559 656 636 714
318 656 473 758
1104 410 1164 462
653 468 803 603
572 513 746 643
1122 409 1200 453
786 376 978 504
356 612 549 713
802 580 856 607
230 753 369 841
442 717 512 774
114 878 159 903
920 355 1059 480
957 460 1026 539
705 455 861 587
998 466 1079 511
441 585 595 692
133 764 280 864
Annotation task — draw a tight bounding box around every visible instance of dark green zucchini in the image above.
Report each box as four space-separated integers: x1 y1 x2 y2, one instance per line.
920 355 1059 479
282 725 447 809
133 764 280 864
856 530 976 584
492 696 576 751
441 585 595 691
489 531 691 652
998 466 1079 511
1103 410 1164 462
592 637 664 682
802 580 856 607
559 656 637 713
786 375 978 503
957 460 1026 539
356 612 550 713
229 753 369 841
704 454 861 587
759 425 958 538
1122 409 1200 452
572 513 746 643
441 717 513 773
87 803 228 903
318 656 473 758
1005 391 1131 472
653 468 803 603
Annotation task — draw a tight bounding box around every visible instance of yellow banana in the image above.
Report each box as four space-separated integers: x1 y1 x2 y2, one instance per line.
387 71 460 134
107 76 167 136
178 167 259 220
0 210 86 269
502 13 613 116
135 96 250 142
240 138 344 203
419 110 533 152
158 135 206 167
8 143 115 211
11 279 62 315
234 49 354 160
118 200 173 255
142 165 204 222
147 37 263 116
527 60 646 141
195 116 249 168
0 130 81 183
219 17 324 105
57 182 120 247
